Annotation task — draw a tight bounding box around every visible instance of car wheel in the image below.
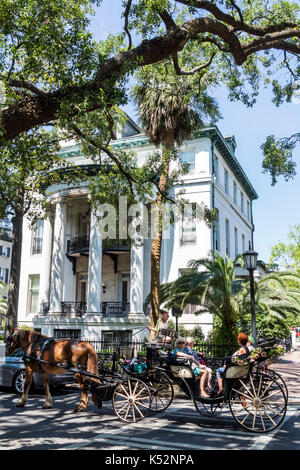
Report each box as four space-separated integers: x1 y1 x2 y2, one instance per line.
13 370 27 394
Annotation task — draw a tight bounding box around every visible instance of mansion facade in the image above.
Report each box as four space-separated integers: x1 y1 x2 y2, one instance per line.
16 119 258 342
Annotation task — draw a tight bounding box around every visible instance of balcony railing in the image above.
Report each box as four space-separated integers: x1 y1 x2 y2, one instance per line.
42 301 130 317
66 234 131 256
42 302 50 315
67 234 89 255
102 302 130 316
61 301 87 317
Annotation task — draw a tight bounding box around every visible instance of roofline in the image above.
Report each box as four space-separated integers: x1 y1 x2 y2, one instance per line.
201 126 258 201
58 124 258 201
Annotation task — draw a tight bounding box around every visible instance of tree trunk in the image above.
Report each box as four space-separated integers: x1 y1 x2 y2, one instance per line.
5 209 23 337
150 151 169 331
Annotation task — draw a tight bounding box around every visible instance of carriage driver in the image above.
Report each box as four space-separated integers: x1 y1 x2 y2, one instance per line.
147 308 174 343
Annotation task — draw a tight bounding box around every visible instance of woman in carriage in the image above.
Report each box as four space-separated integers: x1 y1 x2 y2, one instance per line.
216 332 252 396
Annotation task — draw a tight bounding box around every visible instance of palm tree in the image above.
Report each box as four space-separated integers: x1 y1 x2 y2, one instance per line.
131 72 218 329
238 271 300 336
158 253 300 347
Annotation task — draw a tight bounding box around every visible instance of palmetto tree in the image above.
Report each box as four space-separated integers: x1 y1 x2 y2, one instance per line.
158 253 300 347
131 71 219 328
239 271 300 331
158 253 245 347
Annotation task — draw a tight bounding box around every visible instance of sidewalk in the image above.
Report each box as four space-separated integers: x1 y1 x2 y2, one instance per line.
269 346 300 405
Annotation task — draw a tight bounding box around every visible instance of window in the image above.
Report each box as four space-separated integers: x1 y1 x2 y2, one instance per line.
53 329 81 339
242 234 245 253
32 220 44 255
181 203 197 245
102 330 132 344
0 245 10 257
179 150 195 174
225 219 230 256
241 192 244 214
27 274 40 314
233 182 237 204
214 156 219 183
0 267 9 283
224 169 229 194
214 209 220 252
247 201 250 220
234 227 238 257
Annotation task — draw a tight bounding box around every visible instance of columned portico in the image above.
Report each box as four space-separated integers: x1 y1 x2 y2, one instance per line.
49 197 67 313
39 214 53 312
87 209 103 313
129 204 146 315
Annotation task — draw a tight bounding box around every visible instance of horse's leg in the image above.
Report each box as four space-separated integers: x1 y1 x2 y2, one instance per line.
42 371 53 409
16 366 33 407
74 373 89 412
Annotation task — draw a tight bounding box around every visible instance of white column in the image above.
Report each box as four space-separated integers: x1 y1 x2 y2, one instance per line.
49 197 67 313
39 214 53 313
87 209 102 313
130 241 144 314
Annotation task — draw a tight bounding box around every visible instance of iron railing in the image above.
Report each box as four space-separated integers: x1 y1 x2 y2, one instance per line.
67 234 89 254
61 301 87 317
66 235 131 255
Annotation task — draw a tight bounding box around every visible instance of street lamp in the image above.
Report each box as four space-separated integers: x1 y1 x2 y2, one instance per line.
243 250 258 347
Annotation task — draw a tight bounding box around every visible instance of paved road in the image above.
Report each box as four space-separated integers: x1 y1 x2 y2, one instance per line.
0 388 299 452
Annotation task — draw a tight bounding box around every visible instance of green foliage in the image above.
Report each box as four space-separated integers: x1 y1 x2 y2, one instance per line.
159 253 300 345
269 224 300 270
0 127 87 222
261 134 298 185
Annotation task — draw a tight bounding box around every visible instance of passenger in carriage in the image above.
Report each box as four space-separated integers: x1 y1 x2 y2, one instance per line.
147 309 174 343
173 337 210 398
216 333 251 396
183 337 213 393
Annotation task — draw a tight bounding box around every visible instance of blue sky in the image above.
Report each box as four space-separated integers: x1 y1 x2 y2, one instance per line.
89 2 300 263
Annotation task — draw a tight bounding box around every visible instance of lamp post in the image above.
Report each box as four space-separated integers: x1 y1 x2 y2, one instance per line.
243 250 258 347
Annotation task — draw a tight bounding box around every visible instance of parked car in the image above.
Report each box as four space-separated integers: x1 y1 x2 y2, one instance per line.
0 348 74 393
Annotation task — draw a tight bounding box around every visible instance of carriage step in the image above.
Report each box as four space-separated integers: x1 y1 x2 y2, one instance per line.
195 395 224 404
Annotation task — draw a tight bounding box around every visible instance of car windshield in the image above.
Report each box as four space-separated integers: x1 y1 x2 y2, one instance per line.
8 348 24 358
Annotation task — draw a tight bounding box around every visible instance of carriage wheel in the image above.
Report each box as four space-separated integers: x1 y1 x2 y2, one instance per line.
265 369 288 401
112 378 152 423
229 372 287 433
147 371 174 412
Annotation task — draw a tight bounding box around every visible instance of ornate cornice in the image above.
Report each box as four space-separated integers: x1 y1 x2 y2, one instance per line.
57 126 258 201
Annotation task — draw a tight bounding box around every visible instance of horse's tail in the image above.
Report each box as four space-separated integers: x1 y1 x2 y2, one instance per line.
86 344 102 409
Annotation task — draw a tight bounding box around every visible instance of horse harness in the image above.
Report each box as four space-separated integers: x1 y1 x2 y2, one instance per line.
22 336 85 373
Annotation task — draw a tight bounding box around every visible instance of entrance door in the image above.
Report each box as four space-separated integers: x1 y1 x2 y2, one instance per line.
119 273 130 307
76 273 88 302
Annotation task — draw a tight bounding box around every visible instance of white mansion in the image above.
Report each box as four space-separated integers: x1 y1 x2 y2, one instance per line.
17 119 258 342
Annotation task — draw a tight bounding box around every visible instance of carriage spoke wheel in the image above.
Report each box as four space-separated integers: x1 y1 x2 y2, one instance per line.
265 369 288 401
112 378 152 423
147 371 174 412
229 372 287 433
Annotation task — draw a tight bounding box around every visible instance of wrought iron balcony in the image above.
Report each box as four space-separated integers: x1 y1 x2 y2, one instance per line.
66 234 89 255
66 234 131 256
101 302 130 316
42 302 50 315
61 301 87 317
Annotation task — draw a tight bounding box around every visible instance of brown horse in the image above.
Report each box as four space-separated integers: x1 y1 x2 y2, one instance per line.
6 328 102 412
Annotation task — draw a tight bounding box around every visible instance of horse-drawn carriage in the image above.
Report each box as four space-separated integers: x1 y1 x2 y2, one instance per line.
5 328 288 434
